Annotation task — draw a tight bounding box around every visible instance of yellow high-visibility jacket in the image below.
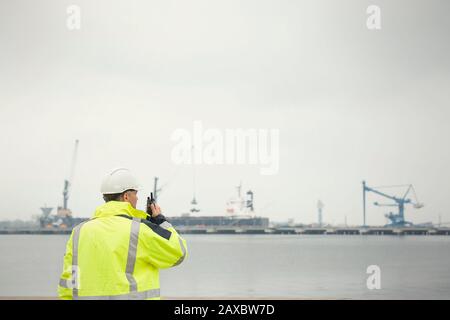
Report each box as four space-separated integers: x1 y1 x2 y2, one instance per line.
58 201 187 300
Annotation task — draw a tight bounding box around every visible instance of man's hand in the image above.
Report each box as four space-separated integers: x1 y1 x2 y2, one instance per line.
148 203 161 218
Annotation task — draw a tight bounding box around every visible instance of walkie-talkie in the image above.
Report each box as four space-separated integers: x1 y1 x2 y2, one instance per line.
147 192 156 218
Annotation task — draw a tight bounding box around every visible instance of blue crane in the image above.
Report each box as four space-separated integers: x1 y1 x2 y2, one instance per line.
362 181 424 227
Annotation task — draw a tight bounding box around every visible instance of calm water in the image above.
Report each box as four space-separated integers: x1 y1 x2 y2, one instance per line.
0 234 449 299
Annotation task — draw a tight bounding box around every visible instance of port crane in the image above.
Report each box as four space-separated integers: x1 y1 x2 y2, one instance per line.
57 139 79 217
362 181 424 227
39 140 79 228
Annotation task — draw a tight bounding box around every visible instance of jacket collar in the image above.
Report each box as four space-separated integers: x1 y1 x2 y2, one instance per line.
93 201 148 219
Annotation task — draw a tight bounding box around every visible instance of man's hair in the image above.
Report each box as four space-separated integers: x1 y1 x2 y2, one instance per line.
103 189 135 203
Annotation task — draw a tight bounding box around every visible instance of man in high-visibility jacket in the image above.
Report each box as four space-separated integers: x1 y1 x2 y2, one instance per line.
58 168 187 300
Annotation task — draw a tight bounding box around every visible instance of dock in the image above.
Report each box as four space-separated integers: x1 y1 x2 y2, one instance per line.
174 226 450 236
176 226 450 236
1 227 449 236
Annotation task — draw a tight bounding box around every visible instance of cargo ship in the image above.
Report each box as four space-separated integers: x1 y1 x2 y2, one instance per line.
168 183 269 229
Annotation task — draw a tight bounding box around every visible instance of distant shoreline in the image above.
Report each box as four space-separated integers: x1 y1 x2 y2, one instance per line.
1 227 450 236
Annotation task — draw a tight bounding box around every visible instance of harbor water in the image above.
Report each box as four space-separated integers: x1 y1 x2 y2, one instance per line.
0 234 449 299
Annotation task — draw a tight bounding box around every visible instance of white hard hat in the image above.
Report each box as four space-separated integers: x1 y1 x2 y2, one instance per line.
101 168 141 195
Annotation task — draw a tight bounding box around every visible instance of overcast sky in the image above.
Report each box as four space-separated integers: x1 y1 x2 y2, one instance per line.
0 0 449 226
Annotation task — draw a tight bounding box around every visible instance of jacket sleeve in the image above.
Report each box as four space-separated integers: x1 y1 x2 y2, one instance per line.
57 232 74 300
139 216 188 269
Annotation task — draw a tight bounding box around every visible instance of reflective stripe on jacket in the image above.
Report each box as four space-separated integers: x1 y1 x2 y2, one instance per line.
58 201 187 300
